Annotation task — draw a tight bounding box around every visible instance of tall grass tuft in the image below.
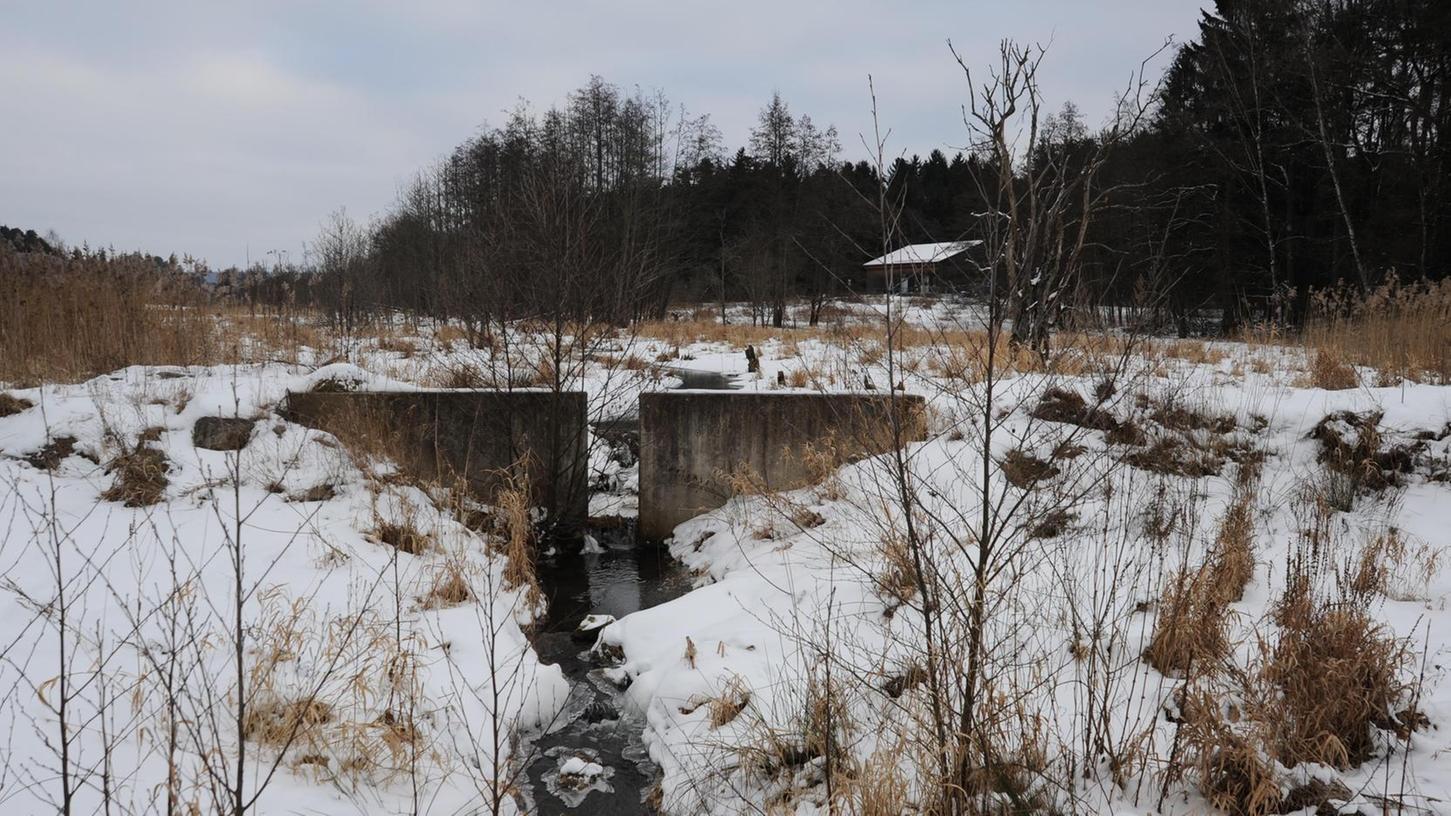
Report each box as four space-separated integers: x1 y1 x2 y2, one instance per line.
1305 279 1451 385
0 248 219 385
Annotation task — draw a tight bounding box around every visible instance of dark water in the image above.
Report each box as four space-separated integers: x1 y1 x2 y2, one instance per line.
518 520 693 814
514 370 731 813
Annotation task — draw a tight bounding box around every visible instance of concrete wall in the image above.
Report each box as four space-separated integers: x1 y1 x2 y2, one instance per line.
638 393 927 541
283 390 588 531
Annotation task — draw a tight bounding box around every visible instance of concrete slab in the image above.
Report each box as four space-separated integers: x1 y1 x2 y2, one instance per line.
283 389 588 531
638 392 927 541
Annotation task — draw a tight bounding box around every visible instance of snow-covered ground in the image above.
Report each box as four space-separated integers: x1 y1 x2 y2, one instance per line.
0 363 568 814
2 308 1449 814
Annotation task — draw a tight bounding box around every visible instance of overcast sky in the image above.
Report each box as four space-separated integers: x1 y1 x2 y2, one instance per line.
0 1 1208 269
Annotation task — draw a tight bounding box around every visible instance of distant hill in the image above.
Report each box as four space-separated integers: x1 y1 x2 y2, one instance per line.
0 226 59 256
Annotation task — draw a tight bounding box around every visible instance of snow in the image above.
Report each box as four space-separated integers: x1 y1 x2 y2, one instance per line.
594 344 1451 814
559 756 605 778
0 363 567 814
862 241 982 267
3 312 1450 815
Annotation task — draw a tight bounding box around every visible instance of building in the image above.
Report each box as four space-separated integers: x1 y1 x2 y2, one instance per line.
861 241 984 294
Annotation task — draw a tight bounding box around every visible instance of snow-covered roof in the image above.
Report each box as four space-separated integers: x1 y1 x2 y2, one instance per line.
862 241 981 267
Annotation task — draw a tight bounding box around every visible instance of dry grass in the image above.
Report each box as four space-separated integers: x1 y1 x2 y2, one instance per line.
101 444 170 506
1310 410 1418 494
427 361 491 389
0 247 334 385
1306 348 1360 390
1031 387 1120 433
1160 339 1228 366
1207 488 1256 605
419 559 474 609
373 519 432 555
1263 601 1409 768
1028 508 1075 539
837 745 910 815
1123 436 1226 478
707 676 753 728
998 447 1059 488
0 393 33 416
243 696 334 747
0 251 221 385
495 484 541 603
1304 278 1451 385
875 529 919 612
1179 690 1282 816
1143 568 1230 677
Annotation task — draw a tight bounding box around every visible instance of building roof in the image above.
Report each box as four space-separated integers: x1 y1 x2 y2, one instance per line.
862 241 982 267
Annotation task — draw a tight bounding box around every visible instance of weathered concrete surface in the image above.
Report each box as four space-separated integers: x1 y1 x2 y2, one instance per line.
283 389 588 530
638 392 927 541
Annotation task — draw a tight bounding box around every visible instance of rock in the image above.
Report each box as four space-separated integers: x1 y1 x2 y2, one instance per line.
192 417 256 451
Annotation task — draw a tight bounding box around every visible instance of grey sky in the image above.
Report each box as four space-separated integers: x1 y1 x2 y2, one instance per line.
0 1 1208 269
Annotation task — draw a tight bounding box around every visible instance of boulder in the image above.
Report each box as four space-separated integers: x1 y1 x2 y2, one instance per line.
192 417 256 451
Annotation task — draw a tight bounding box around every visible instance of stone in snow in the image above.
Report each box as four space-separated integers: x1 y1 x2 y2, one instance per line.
192 416 256 451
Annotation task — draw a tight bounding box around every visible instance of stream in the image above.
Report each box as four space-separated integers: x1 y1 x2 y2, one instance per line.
517 365 736 813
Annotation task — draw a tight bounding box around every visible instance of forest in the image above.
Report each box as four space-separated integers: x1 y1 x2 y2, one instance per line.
217 0 1440 337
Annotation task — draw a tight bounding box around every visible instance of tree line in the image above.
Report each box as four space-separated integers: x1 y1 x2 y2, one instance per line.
131 0 1451 335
